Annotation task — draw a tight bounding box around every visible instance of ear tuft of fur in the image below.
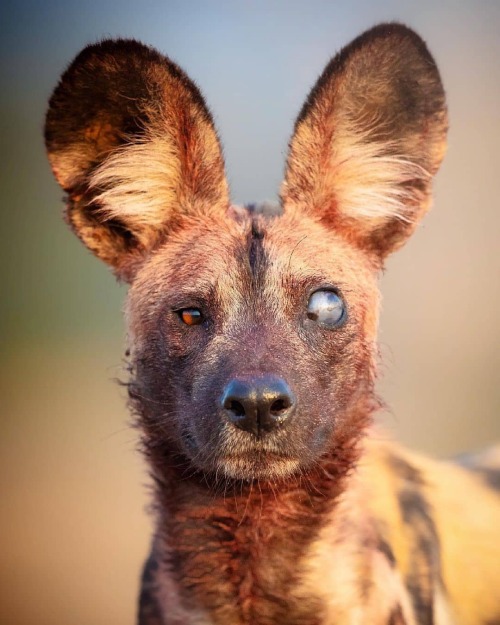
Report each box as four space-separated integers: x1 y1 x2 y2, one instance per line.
89 134 181 235
45 39 229 279
281 23 448 258
321 129 432 226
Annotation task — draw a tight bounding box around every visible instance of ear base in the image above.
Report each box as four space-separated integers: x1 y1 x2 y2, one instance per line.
45 39 229 279
281 23 448 258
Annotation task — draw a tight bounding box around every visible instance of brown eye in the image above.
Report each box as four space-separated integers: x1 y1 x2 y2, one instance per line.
178 308 203 326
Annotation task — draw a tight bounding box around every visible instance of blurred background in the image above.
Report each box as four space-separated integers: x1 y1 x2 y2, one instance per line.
1 1 499 623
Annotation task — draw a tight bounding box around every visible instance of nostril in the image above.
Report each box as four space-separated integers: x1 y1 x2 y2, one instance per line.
221 376 295 436
226 399 246 417
270 397 290 416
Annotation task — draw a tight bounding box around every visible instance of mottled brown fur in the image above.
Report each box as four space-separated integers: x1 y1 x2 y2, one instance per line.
45 23 499 625
45 38 228 280
281 23 447 257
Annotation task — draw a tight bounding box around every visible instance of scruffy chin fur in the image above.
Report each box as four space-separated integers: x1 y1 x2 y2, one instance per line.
45 23 500 625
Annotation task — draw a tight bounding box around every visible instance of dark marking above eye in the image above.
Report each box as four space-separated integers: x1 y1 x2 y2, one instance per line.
248 218 266 278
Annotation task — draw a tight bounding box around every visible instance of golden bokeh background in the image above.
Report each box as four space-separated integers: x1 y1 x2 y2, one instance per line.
1 2 499 624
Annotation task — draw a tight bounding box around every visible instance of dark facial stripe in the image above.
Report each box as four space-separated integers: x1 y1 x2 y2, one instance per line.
389 455 443 625
248 218 266 278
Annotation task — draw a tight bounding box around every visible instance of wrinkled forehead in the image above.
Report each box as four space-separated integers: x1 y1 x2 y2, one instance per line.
263 214 378 293
129 211 378 309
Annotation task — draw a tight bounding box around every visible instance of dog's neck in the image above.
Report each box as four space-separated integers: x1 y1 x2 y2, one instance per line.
140 403 372 625
151 462 348 624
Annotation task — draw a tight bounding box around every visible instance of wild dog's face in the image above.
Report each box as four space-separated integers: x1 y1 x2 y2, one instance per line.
45 26 447 480
127 213 380 479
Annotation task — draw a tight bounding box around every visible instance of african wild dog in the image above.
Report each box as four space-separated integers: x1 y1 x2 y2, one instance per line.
45 23 500 625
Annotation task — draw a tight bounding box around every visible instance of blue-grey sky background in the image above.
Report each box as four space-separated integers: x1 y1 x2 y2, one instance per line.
1 2 499 624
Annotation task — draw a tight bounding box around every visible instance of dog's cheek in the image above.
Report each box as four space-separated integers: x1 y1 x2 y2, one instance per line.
127 315 209 438
299 322 373 447
183 357 232 446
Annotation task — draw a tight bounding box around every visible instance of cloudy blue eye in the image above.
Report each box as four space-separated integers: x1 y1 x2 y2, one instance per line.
307 290 345 327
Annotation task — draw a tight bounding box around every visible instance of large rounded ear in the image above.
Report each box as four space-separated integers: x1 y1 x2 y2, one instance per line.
45 39 229 280
281 23 448 259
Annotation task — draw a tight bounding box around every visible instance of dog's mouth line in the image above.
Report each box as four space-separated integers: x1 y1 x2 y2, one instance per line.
217 454 302 481
181 432 294 463
222 451 295 462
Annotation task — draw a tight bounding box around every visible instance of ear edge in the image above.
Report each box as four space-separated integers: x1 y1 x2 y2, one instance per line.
281 22 448 258
295 22 444 129
45 38 230 279
45 38 216 191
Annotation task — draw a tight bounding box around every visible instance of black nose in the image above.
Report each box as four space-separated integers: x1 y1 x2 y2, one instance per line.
220 375 296 437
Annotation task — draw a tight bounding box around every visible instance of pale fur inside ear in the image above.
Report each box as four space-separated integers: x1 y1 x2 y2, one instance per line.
331 127 431 225
283 117 433 230
89 131 181 235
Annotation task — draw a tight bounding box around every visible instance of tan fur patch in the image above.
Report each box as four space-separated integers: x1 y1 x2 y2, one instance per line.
90 133 182 234
284 121 431 225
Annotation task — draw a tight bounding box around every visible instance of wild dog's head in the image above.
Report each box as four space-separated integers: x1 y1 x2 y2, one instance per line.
45 25 447 481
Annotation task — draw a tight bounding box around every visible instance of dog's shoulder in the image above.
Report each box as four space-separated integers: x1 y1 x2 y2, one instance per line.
358 435 500 624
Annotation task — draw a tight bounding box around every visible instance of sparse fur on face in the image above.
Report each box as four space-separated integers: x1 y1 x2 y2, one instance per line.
46 23 499 625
